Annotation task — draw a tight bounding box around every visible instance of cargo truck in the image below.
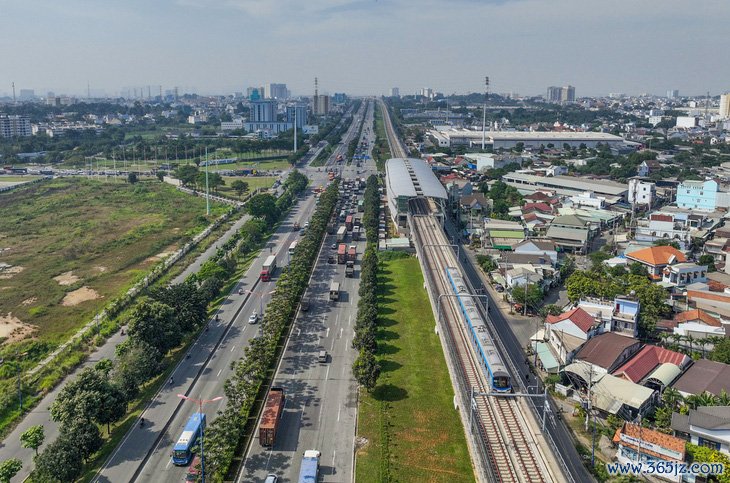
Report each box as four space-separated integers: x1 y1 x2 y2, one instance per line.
336 226 347 242
347 245 357 262
259 387 285 447
260 255 277 282
329 282 340 301
352 226 360 241
345 260 354 277
337 244 347 264
345 215 353 231
298 450 321 483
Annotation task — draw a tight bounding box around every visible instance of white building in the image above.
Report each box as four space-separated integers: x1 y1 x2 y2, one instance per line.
220 119 244 131
628 178 656 207
569 191 605 209
720 93 730 120
0 115 32 137
661 262 708 288
676 116 699 129
427 129 626 150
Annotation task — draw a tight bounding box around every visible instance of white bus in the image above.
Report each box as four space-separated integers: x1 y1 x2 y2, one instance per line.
289 240 298 256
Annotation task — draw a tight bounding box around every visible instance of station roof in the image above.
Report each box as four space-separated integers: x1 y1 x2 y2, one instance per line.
385 158 447 200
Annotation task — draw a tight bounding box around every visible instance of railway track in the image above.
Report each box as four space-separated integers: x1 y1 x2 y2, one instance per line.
410 199 549 482
378 99 407 158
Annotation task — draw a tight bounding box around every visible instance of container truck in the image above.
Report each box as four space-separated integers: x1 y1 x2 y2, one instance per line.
298 450 321 483
345 215 353 231
259 387 285 447
347 245 357 263
336 226 347 242
352 226 360 241
345 261 354 277
329 282 340 301
260 255 277 282
337 244 347 264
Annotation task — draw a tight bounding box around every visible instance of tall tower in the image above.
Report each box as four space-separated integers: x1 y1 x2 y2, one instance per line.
313 77 319 115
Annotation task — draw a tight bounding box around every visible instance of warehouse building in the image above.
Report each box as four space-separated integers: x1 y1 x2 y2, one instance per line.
428 129 625 150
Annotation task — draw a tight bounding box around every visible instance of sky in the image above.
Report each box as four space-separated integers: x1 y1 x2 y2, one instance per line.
1 0 728 98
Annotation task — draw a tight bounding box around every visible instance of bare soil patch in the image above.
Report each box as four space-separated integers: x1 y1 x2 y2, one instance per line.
144 250 176 264
53 271 81 286
21 297 37 306
0 265 24 280
61 286 101 306
0 313 36 343
94 266 108 273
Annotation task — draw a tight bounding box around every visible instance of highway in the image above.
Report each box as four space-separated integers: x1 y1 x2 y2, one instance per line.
94 99 369 482
239 99 377 483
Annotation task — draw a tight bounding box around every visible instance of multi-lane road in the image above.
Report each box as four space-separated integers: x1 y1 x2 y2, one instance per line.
240 100 377 483
94 99 372 482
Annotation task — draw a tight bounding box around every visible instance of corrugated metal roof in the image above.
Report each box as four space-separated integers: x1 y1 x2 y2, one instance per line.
593 374 654 413
385 158 447 200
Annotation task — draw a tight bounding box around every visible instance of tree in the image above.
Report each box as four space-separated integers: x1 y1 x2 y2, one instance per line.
63 417 103 461
32 438 83 483
196 171 225 193
654 406 672 430
127 299 179 354
175 164 199 187
155 170 166 182
127 172 138 184
629 262 649 277
20 425 44 455
699 254 716 272
662 387 683 411
686 444 730 483
353 349 380 392
0 459 22 483
112 340 160 399
712 338 730 364
246 193 279 223
588 250 612 270
511 283 543 310
540 304 563 318
231 179 249 197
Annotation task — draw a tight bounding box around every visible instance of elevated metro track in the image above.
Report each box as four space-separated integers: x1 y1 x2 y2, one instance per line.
410 198 556 482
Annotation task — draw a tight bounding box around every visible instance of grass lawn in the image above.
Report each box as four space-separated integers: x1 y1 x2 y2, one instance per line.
218 176 276 199
0 176 43 183
0 178 227 351
356 256 474 483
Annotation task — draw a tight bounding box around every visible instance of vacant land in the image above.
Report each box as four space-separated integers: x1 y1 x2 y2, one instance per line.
217 176 276 199
0 178 226 351
356 256 474 483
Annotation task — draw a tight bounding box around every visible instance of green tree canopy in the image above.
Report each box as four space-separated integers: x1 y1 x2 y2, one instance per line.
19 425 44 455
246 193 279 223
0 459 22 483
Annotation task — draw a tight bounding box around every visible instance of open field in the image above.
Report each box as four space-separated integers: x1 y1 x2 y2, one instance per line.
356 256 474 483
0 178 227 353
0 176 43 183
218 176 276 199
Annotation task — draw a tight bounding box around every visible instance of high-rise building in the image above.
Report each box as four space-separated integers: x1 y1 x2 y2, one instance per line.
313 95 330 115
333 93 347 104
561 85 575 102
264 83 288 99
390 87 400 97
667 89 679 99
719 93 730 119
0 115 32 138
18 89 34 101
247 86 265 100
250 99 277 122
547 85 575 103
286 104 308 128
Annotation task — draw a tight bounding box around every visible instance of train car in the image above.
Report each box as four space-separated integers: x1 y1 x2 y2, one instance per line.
445 267 512 393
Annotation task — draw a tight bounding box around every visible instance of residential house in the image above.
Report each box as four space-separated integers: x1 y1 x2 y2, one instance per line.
611 345 690 392
546 214 595 254
578 296 641 338
637 159 663 177
703 237 730 269
672 359 730 398
671 308 727 343
628 178 657 207
614 423 686 482
483 219 526 251
625 245 687 281
676 179 730 211
661 262 708 288
569 332 642 377
686 289 730 319
545 307 599 365
634 213 692 250
513 239 559 265
672 406 730 456
459 193 490 236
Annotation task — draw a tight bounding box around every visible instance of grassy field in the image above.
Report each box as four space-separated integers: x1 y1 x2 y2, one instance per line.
373 103 393 172
218 176 276 199
0 178 227 352
0 176 43 183
356 256 474 483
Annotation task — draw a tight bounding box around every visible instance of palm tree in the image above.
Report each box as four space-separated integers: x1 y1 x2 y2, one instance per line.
717 389 730 406
662 387 684 412
697 392 718 408
670 333 683 352
686 334 695 354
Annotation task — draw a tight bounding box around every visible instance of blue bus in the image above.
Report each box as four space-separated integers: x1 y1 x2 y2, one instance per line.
172 413 206 465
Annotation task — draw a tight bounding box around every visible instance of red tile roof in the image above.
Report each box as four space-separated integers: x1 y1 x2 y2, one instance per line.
545 307 596 334
650 214 674 222
523 202 553 214
687 290 730 304
674 309 721 327
626 246 686 266
613 345 690 383
613 423 686 460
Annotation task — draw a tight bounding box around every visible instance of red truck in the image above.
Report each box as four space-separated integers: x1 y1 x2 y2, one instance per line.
347 245 357 263
260 255 277 282
259 387 285 447
337 244 347 264
345 215 353 231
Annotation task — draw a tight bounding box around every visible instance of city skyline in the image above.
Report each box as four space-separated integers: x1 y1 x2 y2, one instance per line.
1 0 729 98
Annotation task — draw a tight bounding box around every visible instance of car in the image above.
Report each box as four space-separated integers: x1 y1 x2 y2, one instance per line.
238 288 244 295
264 475 278 483
331 243 337 250
494 284 505 293
248 312 259 324
327 255 336 264
301 297 310 311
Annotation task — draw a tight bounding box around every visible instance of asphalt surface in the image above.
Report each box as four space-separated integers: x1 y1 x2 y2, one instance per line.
0 202 253 483
94 99 370 482
239 100 376 483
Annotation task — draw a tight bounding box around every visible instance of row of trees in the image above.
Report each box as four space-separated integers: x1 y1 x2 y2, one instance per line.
203 179 340 480
352 175 382 390
20 175 307 481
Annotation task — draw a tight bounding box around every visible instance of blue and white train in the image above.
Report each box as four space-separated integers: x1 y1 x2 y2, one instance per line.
445 267 512 393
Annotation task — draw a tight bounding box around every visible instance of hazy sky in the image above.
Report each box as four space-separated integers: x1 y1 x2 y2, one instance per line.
1 0 728 98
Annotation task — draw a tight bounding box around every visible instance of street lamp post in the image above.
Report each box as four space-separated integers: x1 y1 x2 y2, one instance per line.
177 394 224 483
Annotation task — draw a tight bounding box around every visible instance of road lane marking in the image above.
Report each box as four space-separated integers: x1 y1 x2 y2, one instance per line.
340 327 343 339
337 404 341 421
326 365 330 380
326 327 330 338
231 346 235 352
165 459 172 470
332 449 336 467
217 369 222 378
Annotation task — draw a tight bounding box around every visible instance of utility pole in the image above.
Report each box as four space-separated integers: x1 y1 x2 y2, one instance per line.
11 82 16 106
293 106 298 152
205 147 210 215
481 76 489 150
